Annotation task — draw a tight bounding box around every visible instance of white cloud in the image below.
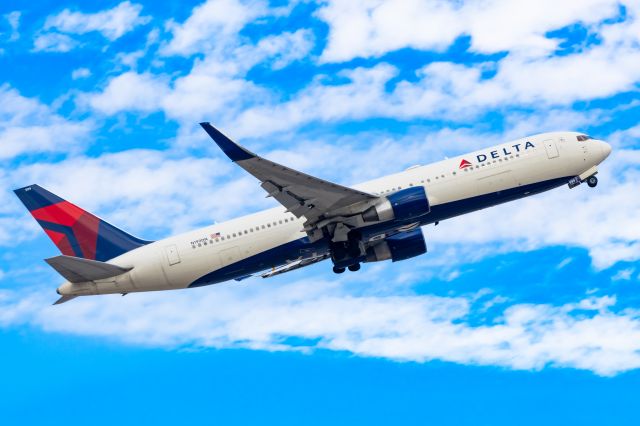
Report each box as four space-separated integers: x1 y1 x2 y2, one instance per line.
0 85 92 159
317 0 624 62
71 67 91 79
254 29 315 70
77 0 640 142
4 11 20 41
227 43 640 137
44 1 150 41
86 72 169 114
161 0 267 56
612 268 636 281
2 279 640 376
86 29 313 123
32 32 78 52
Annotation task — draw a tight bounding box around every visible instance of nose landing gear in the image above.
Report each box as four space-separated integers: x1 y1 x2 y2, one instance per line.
332 266 346 274
586 175 598 188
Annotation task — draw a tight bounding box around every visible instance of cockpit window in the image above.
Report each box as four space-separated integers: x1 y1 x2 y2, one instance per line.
577 134 593 142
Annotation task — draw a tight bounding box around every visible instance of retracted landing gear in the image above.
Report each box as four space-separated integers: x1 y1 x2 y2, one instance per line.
586 175 598 188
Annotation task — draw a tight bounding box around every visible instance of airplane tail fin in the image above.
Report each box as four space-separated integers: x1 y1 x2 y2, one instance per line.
14 184 152 261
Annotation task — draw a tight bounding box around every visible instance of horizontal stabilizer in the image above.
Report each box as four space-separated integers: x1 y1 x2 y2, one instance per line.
53 295 78 305
45 255 132 283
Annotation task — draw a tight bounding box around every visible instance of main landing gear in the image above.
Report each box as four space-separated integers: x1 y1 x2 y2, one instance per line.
586 175 598 188
332 263 361 274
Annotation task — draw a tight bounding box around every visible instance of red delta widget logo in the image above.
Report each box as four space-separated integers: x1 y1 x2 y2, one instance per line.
460 141 536 169
459 159 472 169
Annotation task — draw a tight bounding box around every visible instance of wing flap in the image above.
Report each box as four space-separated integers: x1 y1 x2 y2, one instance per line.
45 255 132 283
261 254 330 278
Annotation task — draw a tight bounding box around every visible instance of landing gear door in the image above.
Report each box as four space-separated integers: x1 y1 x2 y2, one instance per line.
544 139 559 159
165 244 181 266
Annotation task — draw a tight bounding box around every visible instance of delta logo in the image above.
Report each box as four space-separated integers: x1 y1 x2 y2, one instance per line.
459 159 472 169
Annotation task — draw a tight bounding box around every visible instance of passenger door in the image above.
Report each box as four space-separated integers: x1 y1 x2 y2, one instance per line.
543 139 559 159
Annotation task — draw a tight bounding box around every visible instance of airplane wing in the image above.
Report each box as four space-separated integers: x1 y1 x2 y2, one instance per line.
200 123 378 238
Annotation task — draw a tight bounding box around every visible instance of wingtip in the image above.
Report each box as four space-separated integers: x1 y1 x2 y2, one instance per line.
199 122 255 162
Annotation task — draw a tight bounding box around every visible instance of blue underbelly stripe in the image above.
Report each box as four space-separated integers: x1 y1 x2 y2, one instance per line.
188 175 572 287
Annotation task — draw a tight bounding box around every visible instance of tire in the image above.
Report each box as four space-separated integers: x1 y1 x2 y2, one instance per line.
348 263 361 272
587 176 598 188
333 266 346 274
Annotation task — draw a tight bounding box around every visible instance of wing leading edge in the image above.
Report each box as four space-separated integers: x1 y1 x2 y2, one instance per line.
200 123 378 236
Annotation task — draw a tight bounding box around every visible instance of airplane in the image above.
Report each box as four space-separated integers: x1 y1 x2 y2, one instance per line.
14 124 612 304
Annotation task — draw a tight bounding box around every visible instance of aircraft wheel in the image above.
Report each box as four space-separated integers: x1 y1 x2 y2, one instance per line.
586 176 598 188
348 263 361 272
333 266 346 274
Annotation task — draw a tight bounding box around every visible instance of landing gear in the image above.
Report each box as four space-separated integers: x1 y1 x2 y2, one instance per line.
348 263 361 272
333 266 346 274
586 175 598 188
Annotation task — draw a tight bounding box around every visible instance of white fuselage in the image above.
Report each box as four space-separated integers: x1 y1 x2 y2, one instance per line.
57 132 611 297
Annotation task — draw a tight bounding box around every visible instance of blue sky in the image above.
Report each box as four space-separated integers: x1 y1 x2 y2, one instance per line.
1 1 640 424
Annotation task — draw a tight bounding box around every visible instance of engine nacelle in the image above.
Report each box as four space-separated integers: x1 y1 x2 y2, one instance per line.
362 186 430 223
365 228 427 263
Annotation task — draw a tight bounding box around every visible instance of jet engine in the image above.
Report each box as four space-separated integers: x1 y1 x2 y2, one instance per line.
362 186 430 223
365 228 427 263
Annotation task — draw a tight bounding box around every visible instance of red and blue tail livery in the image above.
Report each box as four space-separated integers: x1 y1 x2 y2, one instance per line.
14 185 151 262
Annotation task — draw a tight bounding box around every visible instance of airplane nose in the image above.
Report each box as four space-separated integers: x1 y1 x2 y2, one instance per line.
598 141 611 164
600 141 612 160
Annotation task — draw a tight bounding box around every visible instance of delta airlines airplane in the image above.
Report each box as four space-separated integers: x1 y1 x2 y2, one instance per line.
14 124 612 304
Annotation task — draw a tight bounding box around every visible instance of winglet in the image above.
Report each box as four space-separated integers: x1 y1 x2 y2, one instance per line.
199 122 255 162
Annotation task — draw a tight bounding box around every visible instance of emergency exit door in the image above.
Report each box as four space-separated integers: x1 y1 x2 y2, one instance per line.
165 244 181 266
543 139 559 159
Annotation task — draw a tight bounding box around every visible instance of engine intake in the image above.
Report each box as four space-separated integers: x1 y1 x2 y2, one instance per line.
362 186 430 223
365 228 427 263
